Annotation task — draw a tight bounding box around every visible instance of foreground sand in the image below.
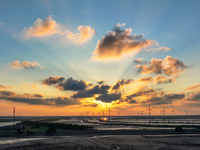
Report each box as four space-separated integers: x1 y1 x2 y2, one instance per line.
0 134 200 150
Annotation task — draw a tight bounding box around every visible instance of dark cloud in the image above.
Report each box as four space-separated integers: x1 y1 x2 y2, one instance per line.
92 23 156 60
32 94 43 98
42 77 89 91
126 88 157 100
71 85 110 98
146 93 185 105
95 93 121 103
57 77 89 91
97 80 106 85
41 76 65 85
128 99 137 104
0 90 16 96
0 90 80 106
112 79 133 90
135 55 188 77
186 92 200 101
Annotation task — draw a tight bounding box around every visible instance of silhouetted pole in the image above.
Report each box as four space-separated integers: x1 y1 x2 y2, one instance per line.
146 105 153 123
93 113 94 116
86 112 89 116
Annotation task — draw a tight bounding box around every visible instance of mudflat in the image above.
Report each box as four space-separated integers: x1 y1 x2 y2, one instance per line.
0 134 200 150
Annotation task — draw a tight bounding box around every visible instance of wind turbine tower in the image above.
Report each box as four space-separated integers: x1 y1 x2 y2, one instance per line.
161 107 167 121
146 105 153 123
117 111 120 119
98 112 101 120
185 111 189 116
107 107 112 122
172 109 175 120
13 107 15 125
140 111 144 119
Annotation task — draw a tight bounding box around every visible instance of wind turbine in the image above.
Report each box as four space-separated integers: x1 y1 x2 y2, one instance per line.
107 107 112 122
172 109 175 120
98 112 101 120
140 110 144 119
161 107 167 121
146 105 153 123
117 111 121 119
185 110 189 116
102 110 105 118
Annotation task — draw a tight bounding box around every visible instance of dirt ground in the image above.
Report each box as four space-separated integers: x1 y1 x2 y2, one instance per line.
0 134 200 150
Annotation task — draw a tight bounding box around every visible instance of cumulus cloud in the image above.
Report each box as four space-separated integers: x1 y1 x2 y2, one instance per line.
0 85 13 89
145 93 185 105
186 84 200 90
92 23 156 60
66 25 95 43
71 85 110 98
112 79 133 90
154 75 176 84
0 90 79 106
146 46 172 52
137 77 153 83
8 60 42 69
41 76 65 85
135 55 188 77
22 15 60 38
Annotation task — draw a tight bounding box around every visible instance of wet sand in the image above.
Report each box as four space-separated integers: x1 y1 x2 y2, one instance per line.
0 134 200 150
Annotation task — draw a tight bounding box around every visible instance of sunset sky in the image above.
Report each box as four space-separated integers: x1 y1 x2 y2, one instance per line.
1 0 200 116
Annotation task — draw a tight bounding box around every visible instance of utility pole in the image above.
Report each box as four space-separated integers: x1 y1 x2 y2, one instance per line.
146 105 153 123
